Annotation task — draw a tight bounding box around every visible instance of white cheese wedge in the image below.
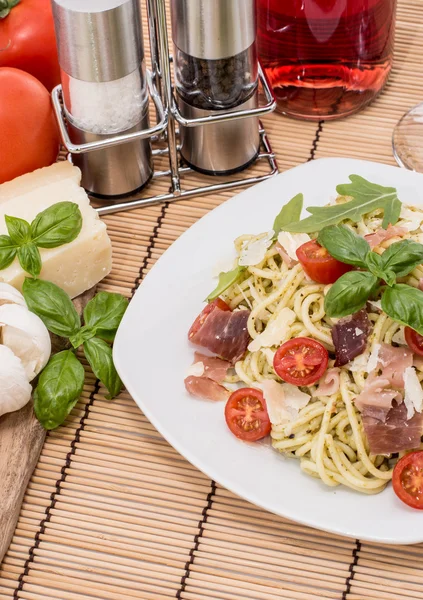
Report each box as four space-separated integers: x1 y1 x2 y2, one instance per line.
366 344 381 373
239 231 274 267
404 366 423 419
248 307 296 352
0 162 112 298
261 379 311 425
277 231 310 261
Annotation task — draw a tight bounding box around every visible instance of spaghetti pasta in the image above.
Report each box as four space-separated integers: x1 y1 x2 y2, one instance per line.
219 203 423 494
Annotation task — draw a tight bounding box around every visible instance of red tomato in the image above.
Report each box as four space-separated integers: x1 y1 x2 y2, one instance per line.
273 337 328 386
404 327 423 357
225 388 271 442
188 298 230 340
0 68 60 184
296 240 353 284
0 0 60 92
393 451 423 510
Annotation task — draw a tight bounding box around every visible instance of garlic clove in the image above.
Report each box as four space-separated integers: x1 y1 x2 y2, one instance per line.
0 304 51 381
0 345 32 418
0 282 27 308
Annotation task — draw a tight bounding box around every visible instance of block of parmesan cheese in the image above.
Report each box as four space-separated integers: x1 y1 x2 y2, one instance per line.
0 162 112 298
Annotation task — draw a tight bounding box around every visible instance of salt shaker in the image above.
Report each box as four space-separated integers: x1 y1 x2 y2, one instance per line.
52 0 153 198
171 0 260 175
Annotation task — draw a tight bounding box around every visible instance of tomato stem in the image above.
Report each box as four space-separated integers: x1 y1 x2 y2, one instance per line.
0 0 20 19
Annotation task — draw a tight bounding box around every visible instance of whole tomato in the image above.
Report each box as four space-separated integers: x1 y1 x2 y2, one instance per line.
0 0 60 92
0 68 60 184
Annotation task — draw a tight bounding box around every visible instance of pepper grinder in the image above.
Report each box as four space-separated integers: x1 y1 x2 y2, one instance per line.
52 0 153 198
171 0 260 175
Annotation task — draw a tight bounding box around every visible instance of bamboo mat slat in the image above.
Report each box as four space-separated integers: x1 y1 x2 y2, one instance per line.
2 1 423 599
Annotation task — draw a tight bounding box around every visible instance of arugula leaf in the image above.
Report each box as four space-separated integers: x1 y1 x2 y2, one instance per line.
34 350 85 430
325 271 379 318
379 239 423 278
5 215 31 245
23 277 81 337
31 202 83 249
83 292 129 342
84 337 122 399
206 265 246 302
284 175 402 233
0 235 17 270
272 193 303 238
382 284 423 336
317 225 370 267
17 244 42 278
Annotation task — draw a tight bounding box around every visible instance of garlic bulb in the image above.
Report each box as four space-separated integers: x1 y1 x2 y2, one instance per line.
0 345 32 417
0 282 27 308
0 304 51 381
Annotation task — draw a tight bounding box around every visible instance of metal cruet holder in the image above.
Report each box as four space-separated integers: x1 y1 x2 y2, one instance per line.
51 0 279 216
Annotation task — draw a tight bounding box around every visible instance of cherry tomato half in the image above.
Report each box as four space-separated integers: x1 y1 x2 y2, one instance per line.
296 240 353 284
404 327 423 357
393 451 423 510
188 298 230 340
273 337 329 386
225 388 271 442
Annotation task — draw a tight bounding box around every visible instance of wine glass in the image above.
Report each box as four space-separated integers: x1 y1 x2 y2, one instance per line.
393 103 423 172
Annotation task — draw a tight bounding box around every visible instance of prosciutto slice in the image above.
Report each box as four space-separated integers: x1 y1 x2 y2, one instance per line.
355 378 402 419
312 368 341 397
362 402 423 455
193 352 231 383
332 309 371 367
184 376 229 401
364 225 407 249
376 343 413 388
189 308 250 363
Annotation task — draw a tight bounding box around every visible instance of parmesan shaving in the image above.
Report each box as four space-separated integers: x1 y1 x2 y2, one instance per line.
404 366 423 419
239 231 274 267
276 232 310 261
248 307 296 352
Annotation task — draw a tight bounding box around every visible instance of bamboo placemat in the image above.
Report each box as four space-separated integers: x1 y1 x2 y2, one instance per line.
1 1 423 599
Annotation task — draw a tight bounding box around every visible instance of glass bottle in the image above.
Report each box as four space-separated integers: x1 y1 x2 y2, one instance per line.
257 0 397 120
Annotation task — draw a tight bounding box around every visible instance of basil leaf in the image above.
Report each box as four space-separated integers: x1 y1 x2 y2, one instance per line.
379 239 423 278
325 271 379 318
69 325 97 349
34 350 85 430
5 215 31 245
31 202 83 249
381 284 423 336
84 337 122 399
83 292 129 342
317 225 370 267
17 244 42 277
23 277 81 337
272 193 303 238
0 235 17 270
284 176 401 233
206 265 245 302
365 251 394 284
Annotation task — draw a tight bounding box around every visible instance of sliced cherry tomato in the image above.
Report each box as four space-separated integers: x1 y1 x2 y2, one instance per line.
273 337 328 386
225 388 271 442
296 240 353 284
188 298 230 340
393 451 423 510
404 327 423 357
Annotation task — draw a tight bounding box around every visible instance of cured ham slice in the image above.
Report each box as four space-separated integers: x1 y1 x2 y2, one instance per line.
275 242 295 268
376 343 413 388
355 378 402 418
332 309 371 367
189 308 250 363
364 225 407 249
312 368 340 397
193 352 231 383
362 402 423 455
184 376 229 401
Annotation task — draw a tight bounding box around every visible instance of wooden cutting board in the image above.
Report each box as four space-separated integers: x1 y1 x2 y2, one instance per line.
0 286 96 565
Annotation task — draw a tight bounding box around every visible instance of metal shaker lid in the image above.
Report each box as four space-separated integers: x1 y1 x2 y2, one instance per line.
170 0 256 60
52 0 144 82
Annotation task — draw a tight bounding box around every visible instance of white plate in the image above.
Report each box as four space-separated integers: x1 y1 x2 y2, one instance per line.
114 158 423 544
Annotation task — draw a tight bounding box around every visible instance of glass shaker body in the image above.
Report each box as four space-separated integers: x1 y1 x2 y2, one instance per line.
257 0 396 120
